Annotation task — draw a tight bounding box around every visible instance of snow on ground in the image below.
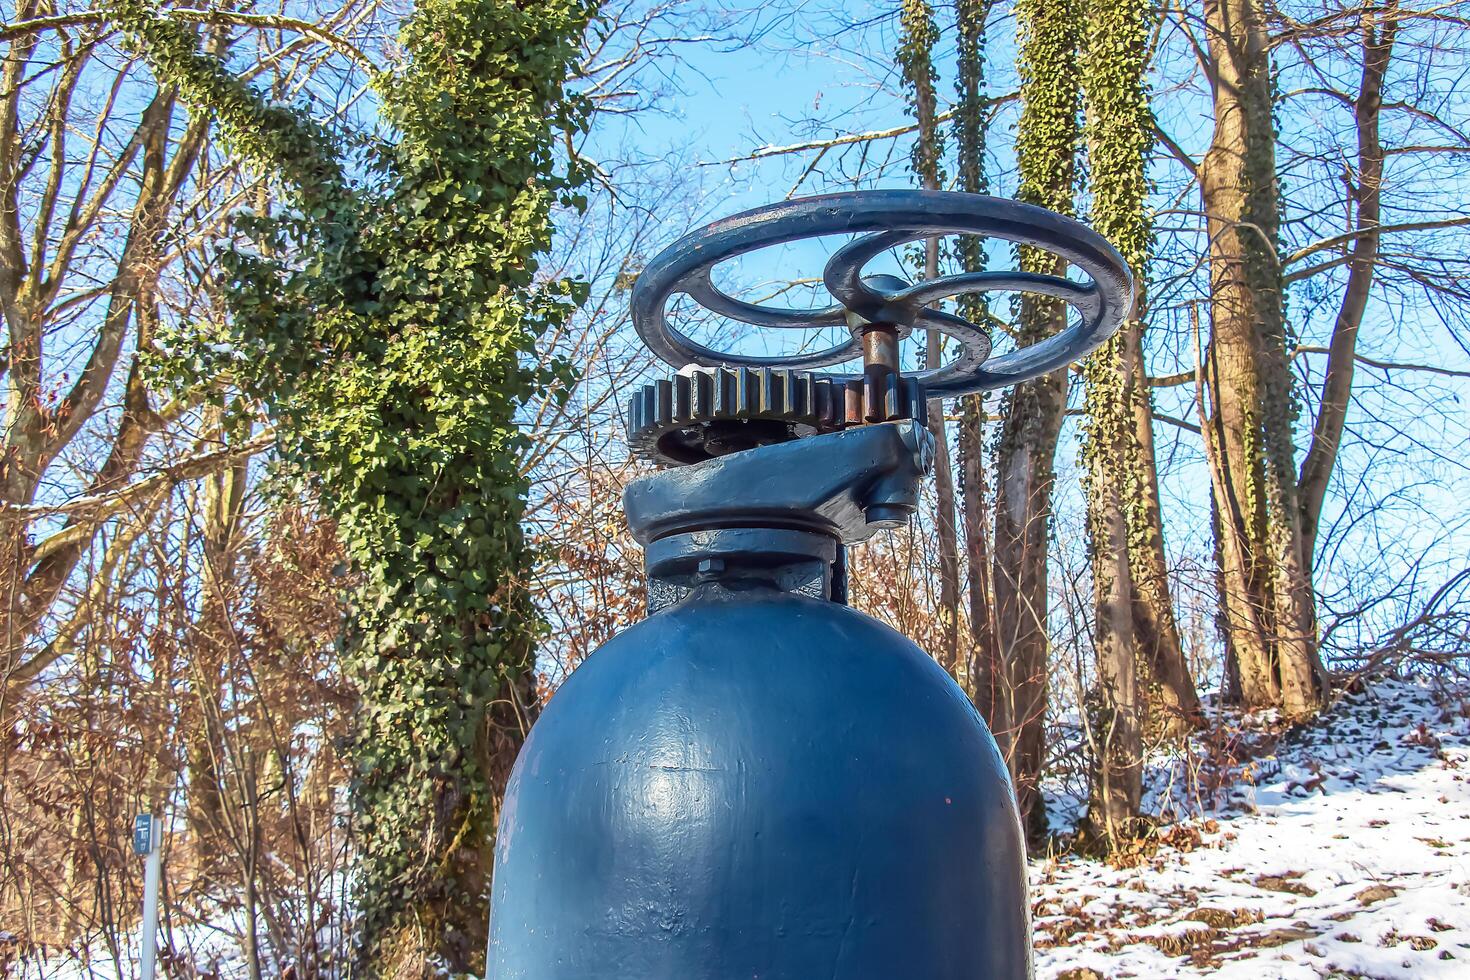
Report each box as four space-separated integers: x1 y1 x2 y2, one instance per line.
1032 676 1470 979
17 678 1469 979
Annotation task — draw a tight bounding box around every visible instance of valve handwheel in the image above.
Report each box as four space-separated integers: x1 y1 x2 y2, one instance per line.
627 189 1133 465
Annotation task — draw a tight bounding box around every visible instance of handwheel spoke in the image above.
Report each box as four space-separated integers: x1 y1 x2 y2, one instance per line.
683 269 848 328
954 328 1102 390
896 271 1103 320
823 230 918 315
912 309 993 388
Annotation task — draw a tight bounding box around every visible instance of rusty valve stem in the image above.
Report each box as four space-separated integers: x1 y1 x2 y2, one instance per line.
845 282 910 427
859 323 901 424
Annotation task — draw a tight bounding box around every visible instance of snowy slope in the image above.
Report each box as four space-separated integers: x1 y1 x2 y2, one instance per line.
1032 677 1470 979
20 679 1469 979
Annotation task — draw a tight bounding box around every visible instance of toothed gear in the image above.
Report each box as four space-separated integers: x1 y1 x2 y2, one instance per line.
628 367 928 466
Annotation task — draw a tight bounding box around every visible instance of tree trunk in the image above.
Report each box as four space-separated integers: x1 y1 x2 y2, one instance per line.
993 363 1067 843
1198 0 1323 717
185 411 251 850
953 0 999 702
991 0 1083 843
959 397 999 703
1089 483 1142 839
927 278 962 675
1079 0 1201 844
899 0 962 674
1126 328 1201 734
1298 3 1397 565
1 88 183 694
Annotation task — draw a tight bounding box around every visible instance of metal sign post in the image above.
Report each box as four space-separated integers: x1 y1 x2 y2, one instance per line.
133 813 162 980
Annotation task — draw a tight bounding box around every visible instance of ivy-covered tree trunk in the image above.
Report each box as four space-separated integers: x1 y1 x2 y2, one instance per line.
1076 2 1199 751
992 0 1081 844
1197 0 1323 718
1079 0 1160 845
327 7 592 969
118 0 594 972
953 0 999 701
898 0 962 674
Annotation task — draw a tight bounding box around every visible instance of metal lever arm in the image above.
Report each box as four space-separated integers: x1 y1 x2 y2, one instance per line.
624 420 934 548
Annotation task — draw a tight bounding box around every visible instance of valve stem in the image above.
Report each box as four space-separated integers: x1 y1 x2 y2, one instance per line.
861 324 901 424
846 295 907 427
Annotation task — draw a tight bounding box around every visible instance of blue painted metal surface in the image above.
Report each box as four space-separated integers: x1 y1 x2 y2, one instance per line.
489 422 1033 979
487 584 1031 978
485 190 1134 978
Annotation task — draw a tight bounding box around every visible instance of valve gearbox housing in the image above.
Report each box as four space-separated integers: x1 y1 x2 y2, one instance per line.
487 587 1031 979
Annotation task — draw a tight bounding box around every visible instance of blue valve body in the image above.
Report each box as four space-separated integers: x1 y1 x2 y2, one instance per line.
488 582 1031 979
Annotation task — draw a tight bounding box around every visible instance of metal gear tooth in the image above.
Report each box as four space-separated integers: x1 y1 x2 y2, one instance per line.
674 374 692 422
795 372 812 422
656 379 673 426
761 369 780 417
694 369 713 417
726 368 741 416
711 368 728 416
629 387 646 438
628 366 928 466
863 373 880 424
739 367 759 416
814 378 835 428
844 379 863 426
715 368 736 417
903 377 928 427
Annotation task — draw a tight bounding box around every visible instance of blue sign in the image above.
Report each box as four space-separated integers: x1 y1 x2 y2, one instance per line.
133 814 155 856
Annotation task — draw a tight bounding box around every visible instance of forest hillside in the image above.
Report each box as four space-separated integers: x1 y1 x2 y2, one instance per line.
3 1 1467 977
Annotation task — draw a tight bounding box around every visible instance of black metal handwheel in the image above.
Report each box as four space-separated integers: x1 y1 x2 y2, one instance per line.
629 189 1133 398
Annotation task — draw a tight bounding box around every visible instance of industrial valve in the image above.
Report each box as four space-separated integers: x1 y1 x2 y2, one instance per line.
487 190 1132 979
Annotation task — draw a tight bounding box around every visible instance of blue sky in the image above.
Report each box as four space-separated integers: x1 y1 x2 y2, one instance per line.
565 0 1470 667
